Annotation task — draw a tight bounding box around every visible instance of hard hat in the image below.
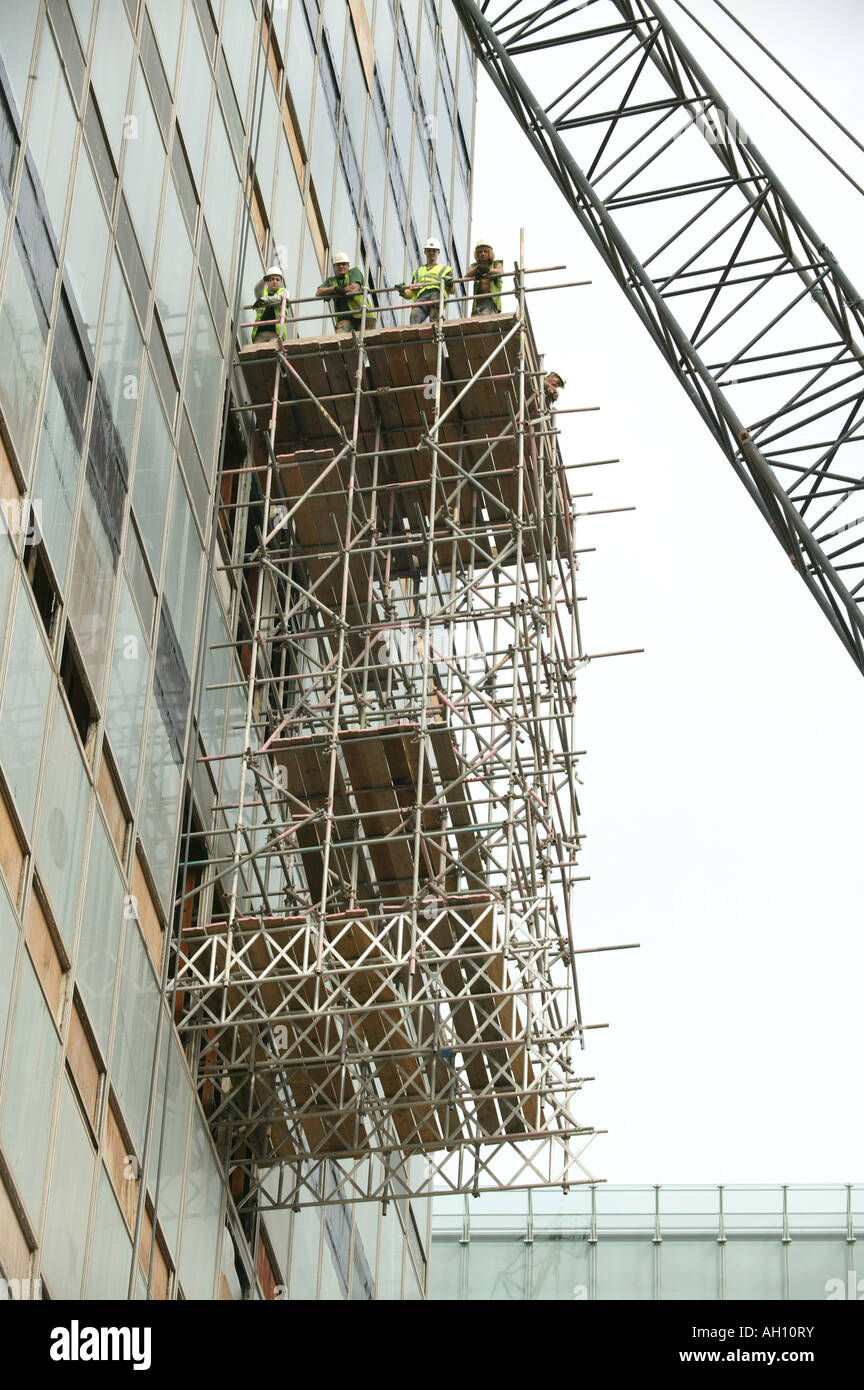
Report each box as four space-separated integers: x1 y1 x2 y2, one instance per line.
255 265 286 298
424 237 441 252
474 238 494 251
332 251 350 265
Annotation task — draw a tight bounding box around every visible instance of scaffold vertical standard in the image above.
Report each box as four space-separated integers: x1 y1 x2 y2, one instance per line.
173 252 599 1211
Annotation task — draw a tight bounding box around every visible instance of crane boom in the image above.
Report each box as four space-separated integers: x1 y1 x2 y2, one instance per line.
454 0 864 672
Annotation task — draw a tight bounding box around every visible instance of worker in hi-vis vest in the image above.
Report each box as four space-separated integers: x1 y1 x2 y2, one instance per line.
316 252 378 332
252 265 291 341
467 239 504 316
398 238 454 324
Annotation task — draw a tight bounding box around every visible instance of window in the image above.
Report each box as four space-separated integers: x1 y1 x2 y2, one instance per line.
111 913 159 1153
0 957 61 1222
26 25 77 235
132 850 164 973
66 992 103 1128
60 627 98 750
25 885 67 1025
131 366 173 574
0 780 25 907
76 812 124 1050
86 1166 134 1299
122 72 165 271
64 147 110 349
40 1081 96 1297
90 0 135 159
105 577 150 800
97 750 129 862
155 180 193 375
140 10 172 137
34 704 91 949
0 587 53 836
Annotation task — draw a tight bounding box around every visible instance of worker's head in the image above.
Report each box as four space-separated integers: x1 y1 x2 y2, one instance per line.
264 263 284 291
332 251 350 275
424 236 441 265
474 241 494 264
546 372 565 390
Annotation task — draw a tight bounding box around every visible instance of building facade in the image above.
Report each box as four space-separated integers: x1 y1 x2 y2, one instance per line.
0 0 474 1300
429 1185 864 1300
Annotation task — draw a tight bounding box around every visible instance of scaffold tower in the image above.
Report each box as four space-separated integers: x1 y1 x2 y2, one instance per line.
173 254 606 1211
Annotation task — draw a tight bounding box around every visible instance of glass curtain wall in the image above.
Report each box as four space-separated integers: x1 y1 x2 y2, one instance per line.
429 1186 864 1301
0 0 474 1300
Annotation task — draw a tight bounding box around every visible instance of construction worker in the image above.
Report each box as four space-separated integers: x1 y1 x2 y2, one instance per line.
466 239 503 316
398 238 454 324
315 252 378 332
252 265 290 342
545 371 566 406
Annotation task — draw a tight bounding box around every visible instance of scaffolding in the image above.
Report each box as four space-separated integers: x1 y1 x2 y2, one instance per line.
174 252 604 1211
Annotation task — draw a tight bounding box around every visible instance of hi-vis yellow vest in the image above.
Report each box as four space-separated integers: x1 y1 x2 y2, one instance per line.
253 288 290 340
411 262 453 301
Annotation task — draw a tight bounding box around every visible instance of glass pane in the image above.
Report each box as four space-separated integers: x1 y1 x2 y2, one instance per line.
67 463 119 699
26 26 76 234
0 956 60 1223
531 1239 590 1300
139 700 182 911
86 1165 133 1298
77 811 125 1051
220 0 255 111
162 471 202 662
176 15 211 187
111 920 160 1154
132 368 173 573
106 576 150 799
148 1021 191 1258
725 1238 785 1300
91 0 135 157
178 1114 221 1298
148 0 184 87
185 276 224 478
0 237 47 470
0 882 19 1060
32 374 81 586
155 178 192 374
40 1081 95 1298
99 254 144 463
123 70 165 271
596 1239 653 1299
1 4 38 114
0 587 52 835
34 705 91 949
285 7 316 146
789 1239 850 1300
660 1238 721 1300
202 105 238 286
64 144 110 347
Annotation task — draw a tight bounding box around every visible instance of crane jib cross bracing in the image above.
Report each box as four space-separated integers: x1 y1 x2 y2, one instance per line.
454 0 864 673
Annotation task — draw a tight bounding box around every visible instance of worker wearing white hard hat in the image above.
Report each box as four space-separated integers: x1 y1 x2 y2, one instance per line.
398 236 454 325
252 264 290 342
316 250 378 334
467 239 504 317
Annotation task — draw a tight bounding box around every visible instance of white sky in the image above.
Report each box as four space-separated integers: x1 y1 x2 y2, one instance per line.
469 0 864 1182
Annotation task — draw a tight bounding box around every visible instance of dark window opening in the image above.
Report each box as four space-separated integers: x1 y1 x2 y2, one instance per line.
24 542 60 639
60 628 97 748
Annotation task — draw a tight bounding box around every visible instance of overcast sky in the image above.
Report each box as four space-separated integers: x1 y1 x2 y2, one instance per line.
470 0 864 1182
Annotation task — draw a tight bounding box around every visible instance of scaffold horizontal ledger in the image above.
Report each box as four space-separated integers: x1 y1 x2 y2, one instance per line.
174 262 605 1210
